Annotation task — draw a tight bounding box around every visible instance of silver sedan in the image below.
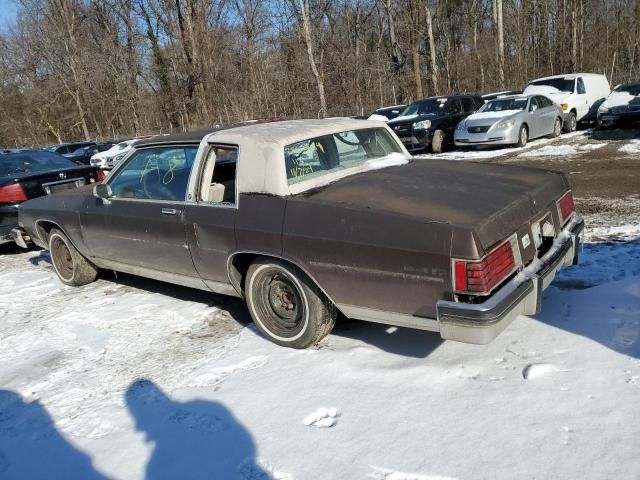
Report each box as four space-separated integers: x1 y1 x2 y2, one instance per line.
454 94 564 148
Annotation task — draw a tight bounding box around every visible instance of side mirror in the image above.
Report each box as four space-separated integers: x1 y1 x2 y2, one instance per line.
93 183 112 202
530 104 538 112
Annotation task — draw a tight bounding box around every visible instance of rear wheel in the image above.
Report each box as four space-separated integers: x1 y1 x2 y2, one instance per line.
563 111 577 133
245 259 336 349
49 228 98 286
431 130 445 153
515 125 528 147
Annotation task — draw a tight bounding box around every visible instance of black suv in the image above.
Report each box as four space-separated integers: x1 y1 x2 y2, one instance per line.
387 95 483 153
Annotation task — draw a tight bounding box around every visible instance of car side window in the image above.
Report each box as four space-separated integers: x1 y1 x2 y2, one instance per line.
461 97 475 113
108 146 198 202
198 145 238 205
577 78 586 94
530 97 540 110
447 99 462 114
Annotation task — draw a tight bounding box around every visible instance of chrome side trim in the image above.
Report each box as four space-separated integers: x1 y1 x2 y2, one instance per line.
338 304 440 332
91 257 211 292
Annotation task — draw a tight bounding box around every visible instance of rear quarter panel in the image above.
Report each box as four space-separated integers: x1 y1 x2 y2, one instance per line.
19 190 91 252
282 197 453 318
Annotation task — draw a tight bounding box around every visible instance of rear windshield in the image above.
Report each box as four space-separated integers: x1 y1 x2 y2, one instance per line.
614 83 640 95
284 128 402 185
529 78 575 93
0 152 76 177
480 98 528 112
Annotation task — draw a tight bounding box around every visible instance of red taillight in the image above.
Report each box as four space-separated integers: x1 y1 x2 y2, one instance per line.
557 191 575 224
454 241 516 294
0 183 27 203
454 261 467 291
96 169 107 182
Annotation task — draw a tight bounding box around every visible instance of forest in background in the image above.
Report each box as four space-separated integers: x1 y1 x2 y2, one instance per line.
0 0 638 146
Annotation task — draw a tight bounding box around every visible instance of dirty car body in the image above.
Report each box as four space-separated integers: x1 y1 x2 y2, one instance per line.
16 119 583 348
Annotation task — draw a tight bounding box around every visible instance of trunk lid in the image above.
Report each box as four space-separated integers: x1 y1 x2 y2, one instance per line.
1 166 100 201
300 159 569 251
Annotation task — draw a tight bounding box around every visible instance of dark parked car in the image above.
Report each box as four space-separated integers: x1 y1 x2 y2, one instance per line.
368 105 407 122
44 142 97 157
597 82 640 128
67 143 114 165
1 151 105 245
14 119 583 349
387 95 484 153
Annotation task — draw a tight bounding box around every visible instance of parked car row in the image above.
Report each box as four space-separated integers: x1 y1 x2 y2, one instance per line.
368 72 630 153
0 150 105 245
10 119 583 351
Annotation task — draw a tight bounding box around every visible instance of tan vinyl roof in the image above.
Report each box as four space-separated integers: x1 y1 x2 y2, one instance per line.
202 119 405 196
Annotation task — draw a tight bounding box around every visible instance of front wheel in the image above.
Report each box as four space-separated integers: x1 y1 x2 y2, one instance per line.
431 129 445 153
563 112 577 133
49 228 98 286
245 259 336 349
516 125 528 147
548 117 563 138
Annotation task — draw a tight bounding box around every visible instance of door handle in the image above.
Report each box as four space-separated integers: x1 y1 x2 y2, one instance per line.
161 208 180 215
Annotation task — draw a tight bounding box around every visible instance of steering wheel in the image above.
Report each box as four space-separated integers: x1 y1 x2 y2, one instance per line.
141 169 176 200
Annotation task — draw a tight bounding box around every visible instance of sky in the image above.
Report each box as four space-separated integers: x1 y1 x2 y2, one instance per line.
0 0 17 28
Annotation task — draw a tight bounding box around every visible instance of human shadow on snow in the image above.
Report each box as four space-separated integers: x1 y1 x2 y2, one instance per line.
0 384 270 480
0 390 108 479
125 379 268 480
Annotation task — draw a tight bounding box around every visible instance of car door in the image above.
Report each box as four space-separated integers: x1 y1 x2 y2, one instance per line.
182 145 238 291
527 97 541 138
446 99 465 134
576 77 589 120
81 144 199 278
537 96 557 136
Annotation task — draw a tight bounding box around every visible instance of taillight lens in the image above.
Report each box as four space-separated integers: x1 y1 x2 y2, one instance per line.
557 191 575 224
454 241 516 294
0 183 27 203
96 169 107 182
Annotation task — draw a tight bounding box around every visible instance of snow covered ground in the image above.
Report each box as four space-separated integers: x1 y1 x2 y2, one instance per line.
1 217 639 479
2 127 640 479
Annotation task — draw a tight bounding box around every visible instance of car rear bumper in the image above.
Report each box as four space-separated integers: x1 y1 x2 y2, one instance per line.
436 215 584 344
0 206 19 245
10 227 30 248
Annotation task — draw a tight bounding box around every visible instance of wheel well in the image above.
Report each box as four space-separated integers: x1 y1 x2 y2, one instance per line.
227 252 338 307
521 123 529 133
35 220 59 245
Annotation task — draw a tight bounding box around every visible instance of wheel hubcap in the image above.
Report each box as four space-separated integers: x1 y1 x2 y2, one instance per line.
267 278 300 323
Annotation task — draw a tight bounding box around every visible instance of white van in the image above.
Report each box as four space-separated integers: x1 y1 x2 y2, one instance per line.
523 73 610 132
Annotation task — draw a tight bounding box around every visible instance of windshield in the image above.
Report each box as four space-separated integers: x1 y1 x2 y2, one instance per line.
529 78 575 93
0 152 76 177
614 83 640 95
284 128 403 185
116 142 132 150
479 97 528 112
400 99 447 116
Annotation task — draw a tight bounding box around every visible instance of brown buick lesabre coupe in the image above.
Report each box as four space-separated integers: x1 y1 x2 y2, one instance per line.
13 119 583 349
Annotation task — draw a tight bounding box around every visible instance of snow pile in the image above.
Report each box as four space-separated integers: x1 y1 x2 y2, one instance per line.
518 145 579 158
619 139 640 155
414 130 587 161
518 142 606 158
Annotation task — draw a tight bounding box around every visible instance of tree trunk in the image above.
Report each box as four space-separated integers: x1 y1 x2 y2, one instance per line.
425 1 438 95
496 0 505 88
297 0 327 118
